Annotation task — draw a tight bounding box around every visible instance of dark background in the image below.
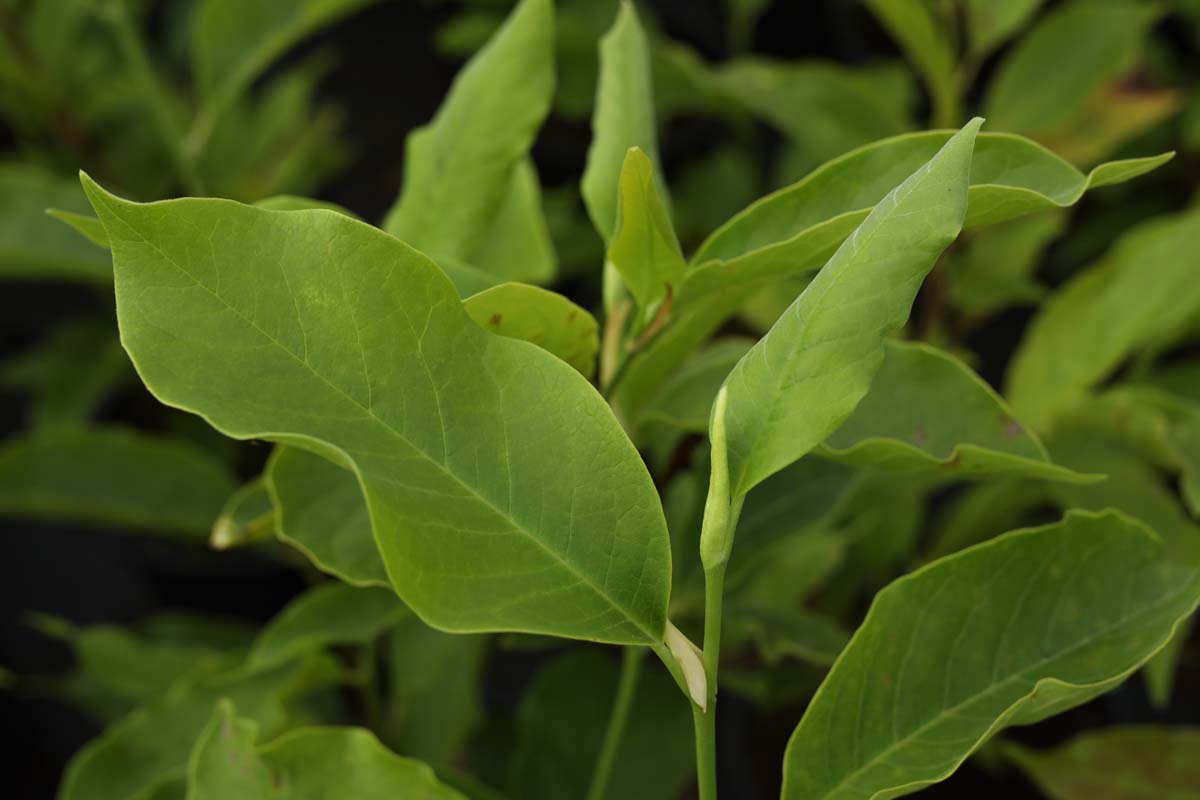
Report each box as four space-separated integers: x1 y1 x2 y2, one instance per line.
2 1 1197 798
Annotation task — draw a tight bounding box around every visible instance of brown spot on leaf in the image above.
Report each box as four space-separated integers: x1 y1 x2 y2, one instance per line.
567 310 577 322
912 427 928 445
488 313 502 326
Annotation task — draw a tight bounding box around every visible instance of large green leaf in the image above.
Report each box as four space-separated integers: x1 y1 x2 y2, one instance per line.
580 1 662 241
463 282 599 378
781 510 1200 800
1007 208 1200 430
187 701 465 799
382 0 554 267
1005 726 1200 800
818 341 1094 483
511 649 693 800
0 426 235 540
245 583 408 672
266 446 388 587
0 164 110 283
719 119 981 497
85 178 672 645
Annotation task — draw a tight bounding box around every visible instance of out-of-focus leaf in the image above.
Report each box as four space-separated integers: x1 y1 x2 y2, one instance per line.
463 283 599 378
725 606 849 668
735 528 849 611
638 337 753 434
383 0 554 271
0 426 235 540
384 617 488 766
983 0 1163 157
246 583 407 672
963 0 1045 60
1007 208 1200 430
511 649 693 800
719 120 981 497
59 654 335 800
581 1 663 242
265 446 388 587
467 159 557 284
781 510 1200 800
0 319 132 428
187 700 465 799
0 164 110 283
819 340 1095 483
671 146 758 247
1036 84 1182 167
1005 726 1200 800
924 480 1054 562
863 0 958 126
86 178 672 645
608 147 685 313
945 211 1063 319
209 477 275 550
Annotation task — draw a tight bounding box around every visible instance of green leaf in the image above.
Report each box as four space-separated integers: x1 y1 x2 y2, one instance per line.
192 0 378 107
863 0 959 126
85 178 672 645
0 164 110 283
1007 208 1200 430
467 159 558 285
818 340 1096 483
383 618 488 765
511 649 693 800
944 211 1063 319
463 282 599 378
0 426 235 540
187 701 465 799
983 0 1160 141
725 605 849 668
246 583 408 672
638 337 753 433
60 655 333 800
924 480 1052 562
1005 726 1200 800
265 446 389 587
720 119 981 497
581 1 663 241
781 510 1200 800
963 0 1045 60
607 147 686 311
209 477 275 550
46 208 110 248
382 0 555 267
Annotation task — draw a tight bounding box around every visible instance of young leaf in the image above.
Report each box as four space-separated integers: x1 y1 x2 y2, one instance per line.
463 282 599 378
265 446 389 587
511 649 694 800
245 583 408 672
1007 208 1200 430
720 119 982 498
209 477 275 550
0 426 235 540
581 1 663 241
84 179 672 645
607 147 686 312
0 164 110 283
383 0 555 266
818 341 1095 483
1005 726 1200 800
187 701 465 799
782 510 1200 800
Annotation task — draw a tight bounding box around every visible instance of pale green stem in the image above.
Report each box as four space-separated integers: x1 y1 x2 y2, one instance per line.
586 647 645 800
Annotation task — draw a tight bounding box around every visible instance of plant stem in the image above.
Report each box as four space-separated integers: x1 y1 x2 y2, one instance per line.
586 646 645 800
693 560 727 800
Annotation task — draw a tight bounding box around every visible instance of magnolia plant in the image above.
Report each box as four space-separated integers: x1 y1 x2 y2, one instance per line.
5 0 1200 798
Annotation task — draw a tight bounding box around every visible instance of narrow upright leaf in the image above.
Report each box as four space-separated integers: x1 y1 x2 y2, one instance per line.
720 119 981 497
607 147 686 311
187 701 465 800
85 178 672 645
782 510 1200 800
581 1 663 241
383 0 554 265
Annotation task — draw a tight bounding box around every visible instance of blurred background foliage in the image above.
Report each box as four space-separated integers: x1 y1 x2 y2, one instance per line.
1 0 1199 798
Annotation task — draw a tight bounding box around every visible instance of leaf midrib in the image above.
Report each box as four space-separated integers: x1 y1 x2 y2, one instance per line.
99 195 657 642
811 573 1198 800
